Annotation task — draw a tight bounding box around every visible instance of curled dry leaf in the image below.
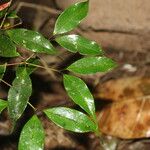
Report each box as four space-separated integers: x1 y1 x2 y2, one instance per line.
98 96 150 139
96 76 150 139
0 2 10 11
94 77 150 101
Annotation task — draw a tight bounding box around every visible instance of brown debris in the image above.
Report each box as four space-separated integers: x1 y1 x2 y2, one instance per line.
98 97 150 139
94 76 150 101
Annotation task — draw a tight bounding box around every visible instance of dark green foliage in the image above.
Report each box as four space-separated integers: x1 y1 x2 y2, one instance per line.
7 29 56 54
0 33 19 57
0 1 116 149
63 74 96 121
67 57 117 74
53 1 88 34
0 99 7 114
8 68 32 122
44 107 97 133
18 115 45 150
56 34 103 55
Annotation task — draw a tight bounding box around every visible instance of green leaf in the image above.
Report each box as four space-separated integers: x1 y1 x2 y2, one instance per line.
18 115 45 150
53 1 88 35
63 75 96 120
0 9 7 18
0 99 7 114
7 29 56 54
0 63 6 80
68 56 117 74
44 107 97 133
0 34 19 57
7 11 18 19
56 34 103 55
8 68 32 122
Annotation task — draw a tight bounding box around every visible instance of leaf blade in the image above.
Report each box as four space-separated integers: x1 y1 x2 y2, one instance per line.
63 75 96 120
0 34 19 57
54 1 88 35
67 57 117 74
8 68 32 122
56 34 103 55
44 107 97 133
7 29 56 54
0 99 7 114
18 115 45 150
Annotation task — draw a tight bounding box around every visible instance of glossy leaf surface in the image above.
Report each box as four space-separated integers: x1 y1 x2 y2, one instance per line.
0 99 7 114
8 68 32 121
56 34 103 55
44 107 97 133
68 57 117 74
19 115 45 150
63 75 96 120
7 29 56 54
0 34 19 57
0 63 6 80
53 1 88 35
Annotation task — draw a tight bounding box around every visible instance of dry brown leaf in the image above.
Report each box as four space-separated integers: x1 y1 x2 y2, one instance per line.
0 2 10 11
94 77 150 101
98 96 150 139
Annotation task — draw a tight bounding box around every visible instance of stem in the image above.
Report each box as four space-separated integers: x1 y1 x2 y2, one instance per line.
28 102 37 111
0 62 24 67
26 62 60 73
25 53 35 62
0 61 60 73
0 12 8 29
0 79 12 87
49 35 55 41
2 19 22 30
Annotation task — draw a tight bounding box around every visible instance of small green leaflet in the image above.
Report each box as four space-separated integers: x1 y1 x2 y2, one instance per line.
67 56 117 74
8 68 32 122
0 99 7 114
0 63 6 80
56 34 103 55
63 75 96 121
44 107 97 133
7 29 56 54
53 1 88 35
7 11 18 19
0 34 19 57
0 9 7 18
18 115 45 150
